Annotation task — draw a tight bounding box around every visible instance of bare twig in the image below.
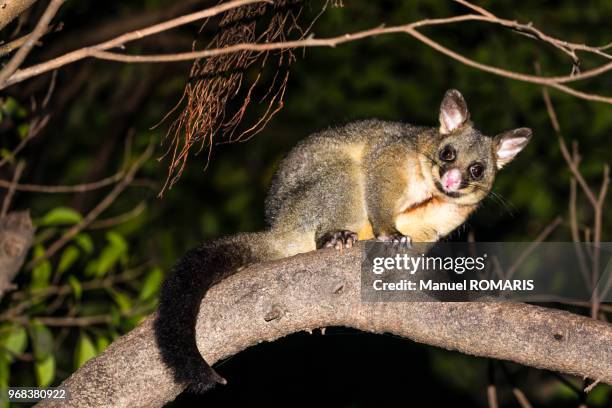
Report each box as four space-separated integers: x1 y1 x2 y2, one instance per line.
0 170 124 193
25 142 154 270
504 216 562 279
26 314 111 327
499 363 533 408
88 201 146 229
0 115 49 169
455 0 611 62
569 178 591 289
487 360 499 408
0 0 65 87
511 388 533 408
542 87 610 319
2 0 271 88
486 385 498 408
2 5 612 105
87 23 612 83
0 161 25 217
0 22 62 57
584 379 601 393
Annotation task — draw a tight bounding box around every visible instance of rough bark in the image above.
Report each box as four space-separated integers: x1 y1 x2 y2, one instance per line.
0 211 34 299
0 0 38 31
38 243 612 408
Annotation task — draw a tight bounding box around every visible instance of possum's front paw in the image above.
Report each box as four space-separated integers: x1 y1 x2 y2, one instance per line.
317 230 358 250
376 231 412 248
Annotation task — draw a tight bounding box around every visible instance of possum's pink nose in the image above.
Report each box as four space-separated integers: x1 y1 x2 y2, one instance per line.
441 168 462 192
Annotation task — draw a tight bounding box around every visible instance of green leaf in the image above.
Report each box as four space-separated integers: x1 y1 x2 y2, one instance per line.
30 321 54 361
58 246 80 274
0 148 13 164
106 231 128 251
39 207 82 226
31 245 51 291
93 232 128 277
0 354 9 403
95 335 109 353
17 123 29 138
74 233 94 254
109 307 121 327
2 97 18 115
74 332 97 370
139 267 162 301
0 325 27 361
108 289 131 313
68 276 82 300
35 355 55 387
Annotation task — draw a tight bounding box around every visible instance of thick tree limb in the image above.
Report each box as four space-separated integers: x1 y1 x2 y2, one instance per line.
38 243 612 408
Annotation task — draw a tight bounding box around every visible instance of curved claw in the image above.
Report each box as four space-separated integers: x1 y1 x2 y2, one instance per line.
377 233 412 249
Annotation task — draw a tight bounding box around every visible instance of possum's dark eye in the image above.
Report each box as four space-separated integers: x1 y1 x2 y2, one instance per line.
469 163 484 180
439 145 456 162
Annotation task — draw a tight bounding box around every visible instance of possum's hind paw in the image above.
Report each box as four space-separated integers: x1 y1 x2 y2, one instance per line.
377 232 412 248
317 230 359 250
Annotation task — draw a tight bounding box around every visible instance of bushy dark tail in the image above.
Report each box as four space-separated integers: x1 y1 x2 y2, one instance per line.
154 231 276 392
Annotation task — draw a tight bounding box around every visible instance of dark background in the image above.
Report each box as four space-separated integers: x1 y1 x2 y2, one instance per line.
0 0 610 406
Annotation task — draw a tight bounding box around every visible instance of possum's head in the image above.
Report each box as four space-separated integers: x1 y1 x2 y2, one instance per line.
423 89 531 205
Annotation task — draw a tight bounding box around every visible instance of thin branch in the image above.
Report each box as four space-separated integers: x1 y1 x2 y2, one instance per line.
486 385 498 408
25 142 154 270
0 114 49 169
0 170 124 193
0 161 25 217
542 86 610 319
25 314 111 327
0 0 65 87
2 6 612 105
497 354 534 408
86 23 612 83
2 0 272 88
487 360 499 408
569 178 591 290
511 389 533 408
88 201 146 229
543 89 598 207
455 0 612 61
584 379 601 393
0 22 62 57
504 216 562 279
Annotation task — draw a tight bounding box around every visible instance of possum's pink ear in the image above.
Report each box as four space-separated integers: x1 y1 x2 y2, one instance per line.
494 128 532 169
439 89 470 134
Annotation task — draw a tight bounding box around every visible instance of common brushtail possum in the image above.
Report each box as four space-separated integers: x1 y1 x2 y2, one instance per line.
155 89 532 391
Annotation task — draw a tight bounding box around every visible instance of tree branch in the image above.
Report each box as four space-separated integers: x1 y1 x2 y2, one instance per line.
1 0 271 89
0 0 65 87
4 3 612 104
37 243 612 408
